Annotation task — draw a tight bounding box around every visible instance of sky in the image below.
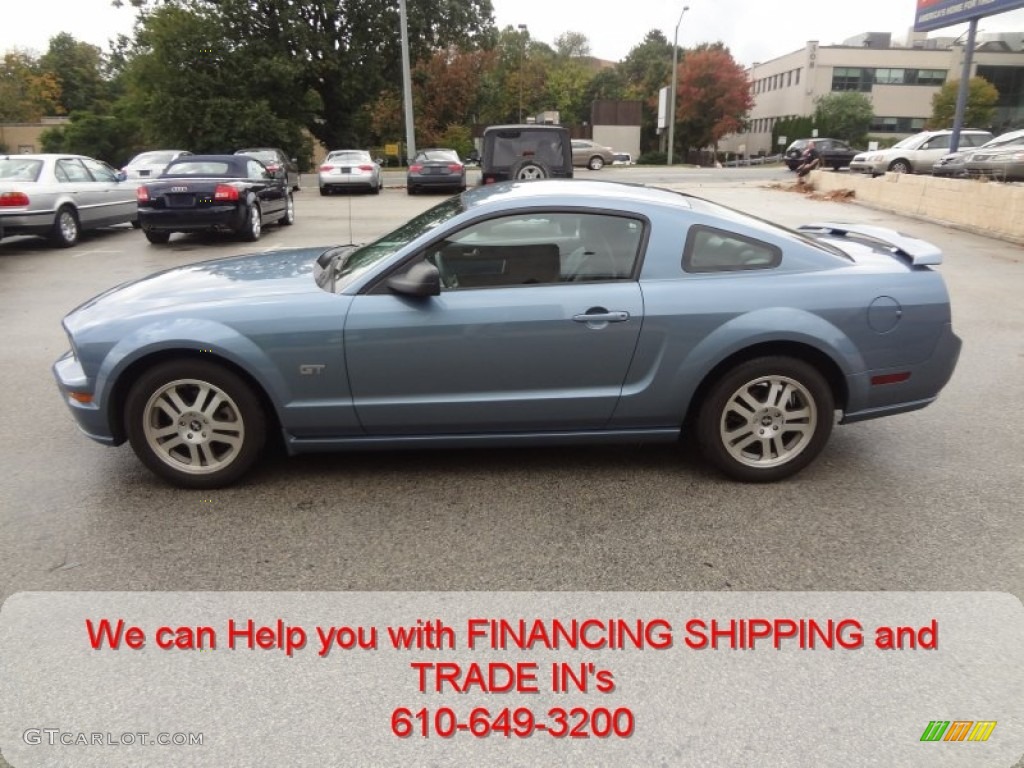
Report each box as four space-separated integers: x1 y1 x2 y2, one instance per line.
4 0 1024 67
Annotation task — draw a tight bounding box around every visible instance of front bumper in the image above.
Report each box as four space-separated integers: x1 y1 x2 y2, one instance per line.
52 351 119 446
849 160 885 175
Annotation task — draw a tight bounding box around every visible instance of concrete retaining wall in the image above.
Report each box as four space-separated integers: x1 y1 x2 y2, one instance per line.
808 170 1024 245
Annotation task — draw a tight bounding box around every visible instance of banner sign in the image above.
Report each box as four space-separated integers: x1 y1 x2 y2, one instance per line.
915 0 1024 32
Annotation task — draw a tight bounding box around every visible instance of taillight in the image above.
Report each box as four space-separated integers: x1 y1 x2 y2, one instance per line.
214 184 239 201
358 164 374 171
266 164 280 172
0 191 30 207
409 164 423 173
319 164 334 172
448 164 463 172
135 187 149 203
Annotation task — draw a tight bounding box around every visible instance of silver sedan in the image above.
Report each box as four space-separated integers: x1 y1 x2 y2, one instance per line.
0 154 138 247
318 150 382 195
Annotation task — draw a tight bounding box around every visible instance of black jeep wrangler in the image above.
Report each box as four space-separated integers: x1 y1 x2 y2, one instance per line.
477 125 574 185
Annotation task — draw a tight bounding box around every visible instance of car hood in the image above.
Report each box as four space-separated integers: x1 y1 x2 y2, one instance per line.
66 247 329 327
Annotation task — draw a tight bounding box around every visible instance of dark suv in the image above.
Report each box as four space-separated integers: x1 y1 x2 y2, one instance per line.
784 138 859 171
479 125 574 185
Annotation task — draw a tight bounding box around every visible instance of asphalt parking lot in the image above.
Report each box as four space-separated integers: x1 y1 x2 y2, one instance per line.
0 166 1021 602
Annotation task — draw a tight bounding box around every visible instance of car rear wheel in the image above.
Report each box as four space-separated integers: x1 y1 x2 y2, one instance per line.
125 359 266 489
888 159 912 174
371 179 381 195
240 202 261 241
588 156 605 170
49 206 80 248
280 193 295 225
144 230 171 245
319 186 330 196
696 357 834 482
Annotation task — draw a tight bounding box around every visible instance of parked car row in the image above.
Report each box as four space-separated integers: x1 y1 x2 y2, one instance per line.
931 128 1024 181
1 151 298 248
850 129 993 176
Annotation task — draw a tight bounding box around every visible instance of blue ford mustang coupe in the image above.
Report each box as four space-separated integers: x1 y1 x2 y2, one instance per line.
53 180 961 488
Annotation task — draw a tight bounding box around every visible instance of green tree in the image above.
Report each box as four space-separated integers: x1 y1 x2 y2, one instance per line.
39 33 110 114
618 31 674 151
771 116 815 153
813 92 873 145
673 46 753 158
119 4 308 158
928 77 999 130
0 50 61 122
39 106 145 166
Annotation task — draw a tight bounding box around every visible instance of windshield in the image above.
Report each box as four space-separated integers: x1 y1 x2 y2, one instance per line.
131 151 178 165
0 158 43 181
891 134 925 150
327 151 370 164
329 196 464 291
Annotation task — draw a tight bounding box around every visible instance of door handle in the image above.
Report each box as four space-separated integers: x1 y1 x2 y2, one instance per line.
572 310 630 323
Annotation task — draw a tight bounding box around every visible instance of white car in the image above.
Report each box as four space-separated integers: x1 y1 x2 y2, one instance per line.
612 153 634 166
849 130 992 176
121 150 192 181
318 150 382 195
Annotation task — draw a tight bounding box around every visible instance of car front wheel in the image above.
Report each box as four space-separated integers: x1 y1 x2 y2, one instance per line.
124 360 267 489
280 193 295 225
240 202 261 241
888 159 912 174
696 357 834 482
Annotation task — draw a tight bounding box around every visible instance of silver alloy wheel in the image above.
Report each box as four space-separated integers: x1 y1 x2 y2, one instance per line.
58 209 79 244
588 156 604 170
142 378 245 475
249 205 261 238
889 159 910 174
718 374 817 469
284 193 295 223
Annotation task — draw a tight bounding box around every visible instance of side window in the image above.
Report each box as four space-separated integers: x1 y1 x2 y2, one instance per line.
422 212 643 290
56 159 92 183
683 225 781 273
927 135 950 150
81 158 117 182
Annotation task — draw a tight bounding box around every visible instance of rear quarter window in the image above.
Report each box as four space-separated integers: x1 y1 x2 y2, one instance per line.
683 225 782 273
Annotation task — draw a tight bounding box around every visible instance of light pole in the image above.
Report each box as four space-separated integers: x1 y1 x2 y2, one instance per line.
518 24 528 123
399 0 416 161
667 5 689 165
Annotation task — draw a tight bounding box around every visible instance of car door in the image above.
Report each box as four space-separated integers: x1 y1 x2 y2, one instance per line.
913 134 950 169
80 158 136 225
246 159 285 217
343 210 646 435
55 158 103 226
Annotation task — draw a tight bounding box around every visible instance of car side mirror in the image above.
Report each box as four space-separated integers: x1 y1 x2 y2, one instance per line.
386 262 440 297
116 170 128 182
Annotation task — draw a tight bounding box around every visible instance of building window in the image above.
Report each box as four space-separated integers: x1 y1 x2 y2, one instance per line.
916 69 947 86
832 67 872 92
795 68 800 85
786 71 792 87
874 68 905 85
869 116 927 133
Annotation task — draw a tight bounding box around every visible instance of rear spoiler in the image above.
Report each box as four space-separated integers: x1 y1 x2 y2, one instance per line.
798 223 943 266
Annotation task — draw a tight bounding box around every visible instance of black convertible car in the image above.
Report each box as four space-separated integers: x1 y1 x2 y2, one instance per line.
136 154 294 244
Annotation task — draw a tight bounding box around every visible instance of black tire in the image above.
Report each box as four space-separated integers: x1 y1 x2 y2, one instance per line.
280 192 295 226
49 206 80 248
696 356 834 482
510 159 551 181
888 159 912 174
130 219 141 230
125 359 267 489
292 173 301 192
144 230 171 244
371 179 381 195
831 163 842 171
406 184 416 195
588 156 605 171
239 202 261 241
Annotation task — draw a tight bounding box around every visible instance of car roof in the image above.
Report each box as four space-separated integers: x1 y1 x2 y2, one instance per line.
235 147 282 153
1 154 96 161
460 179 692 212
483 124 567 133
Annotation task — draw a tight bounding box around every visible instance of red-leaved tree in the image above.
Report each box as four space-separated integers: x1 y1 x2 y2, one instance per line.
673 45 753 159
